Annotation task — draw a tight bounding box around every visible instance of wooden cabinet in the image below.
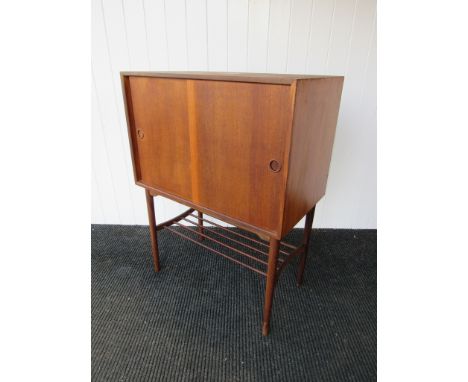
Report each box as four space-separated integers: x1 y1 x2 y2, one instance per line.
122 72 344 335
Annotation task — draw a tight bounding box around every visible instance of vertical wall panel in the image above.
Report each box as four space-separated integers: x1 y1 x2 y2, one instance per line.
122 0 150 70
344 0 376 93
227 0 248 71
266 0 291 73
286 0 313 73
92 167 105 224
247 0 270 71
306 0 336 73
186 0 208 70
165 0 188 70
312 0 355 227
101 0 146 224
92 0 136 224
317 0 377 228
101 0 130 70
353 16 376 228
91 81 120 224
207 0 228 70
143 0 169 70
325 0 357 75
92 0 377 229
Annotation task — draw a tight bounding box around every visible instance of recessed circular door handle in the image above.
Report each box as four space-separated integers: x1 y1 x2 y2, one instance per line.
269 159 282 172
137 129 145 139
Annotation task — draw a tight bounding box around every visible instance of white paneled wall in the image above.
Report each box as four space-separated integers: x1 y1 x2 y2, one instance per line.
92 0 376 228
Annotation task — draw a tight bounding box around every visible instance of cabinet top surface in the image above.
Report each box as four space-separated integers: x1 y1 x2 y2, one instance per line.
121 71 343 85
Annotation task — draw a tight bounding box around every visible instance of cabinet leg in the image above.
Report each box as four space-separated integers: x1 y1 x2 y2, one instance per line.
296 206 316 286
145 189 160 272
197 211 204 241
262 238 280 336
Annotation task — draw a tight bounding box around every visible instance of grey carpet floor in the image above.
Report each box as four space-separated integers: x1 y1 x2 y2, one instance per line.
92 225 376 382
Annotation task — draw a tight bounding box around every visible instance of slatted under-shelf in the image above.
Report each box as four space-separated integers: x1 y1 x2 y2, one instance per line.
157 208 305 277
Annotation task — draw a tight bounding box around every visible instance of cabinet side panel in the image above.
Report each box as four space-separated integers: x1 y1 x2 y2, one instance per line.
282 77 344 235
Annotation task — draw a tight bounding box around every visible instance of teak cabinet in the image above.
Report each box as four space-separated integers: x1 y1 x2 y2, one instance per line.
121 72 344 335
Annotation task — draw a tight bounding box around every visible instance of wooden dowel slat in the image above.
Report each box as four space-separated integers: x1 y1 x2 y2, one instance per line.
173 222 268 266
155 208 195 231
188 213 292 256
276 245 306 275
182 216 285 262
165 226 267 276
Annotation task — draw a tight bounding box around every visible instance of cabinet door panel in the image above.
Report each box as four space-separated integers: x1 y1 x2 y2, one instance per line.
129 77 193 200
190 80 292 233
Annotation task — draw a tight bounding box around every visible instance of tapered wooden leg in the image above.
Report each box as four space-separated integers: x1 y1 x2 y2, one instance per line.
296 206 316 286
262 238 280 336
197 211 204 241
145 189 160 272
